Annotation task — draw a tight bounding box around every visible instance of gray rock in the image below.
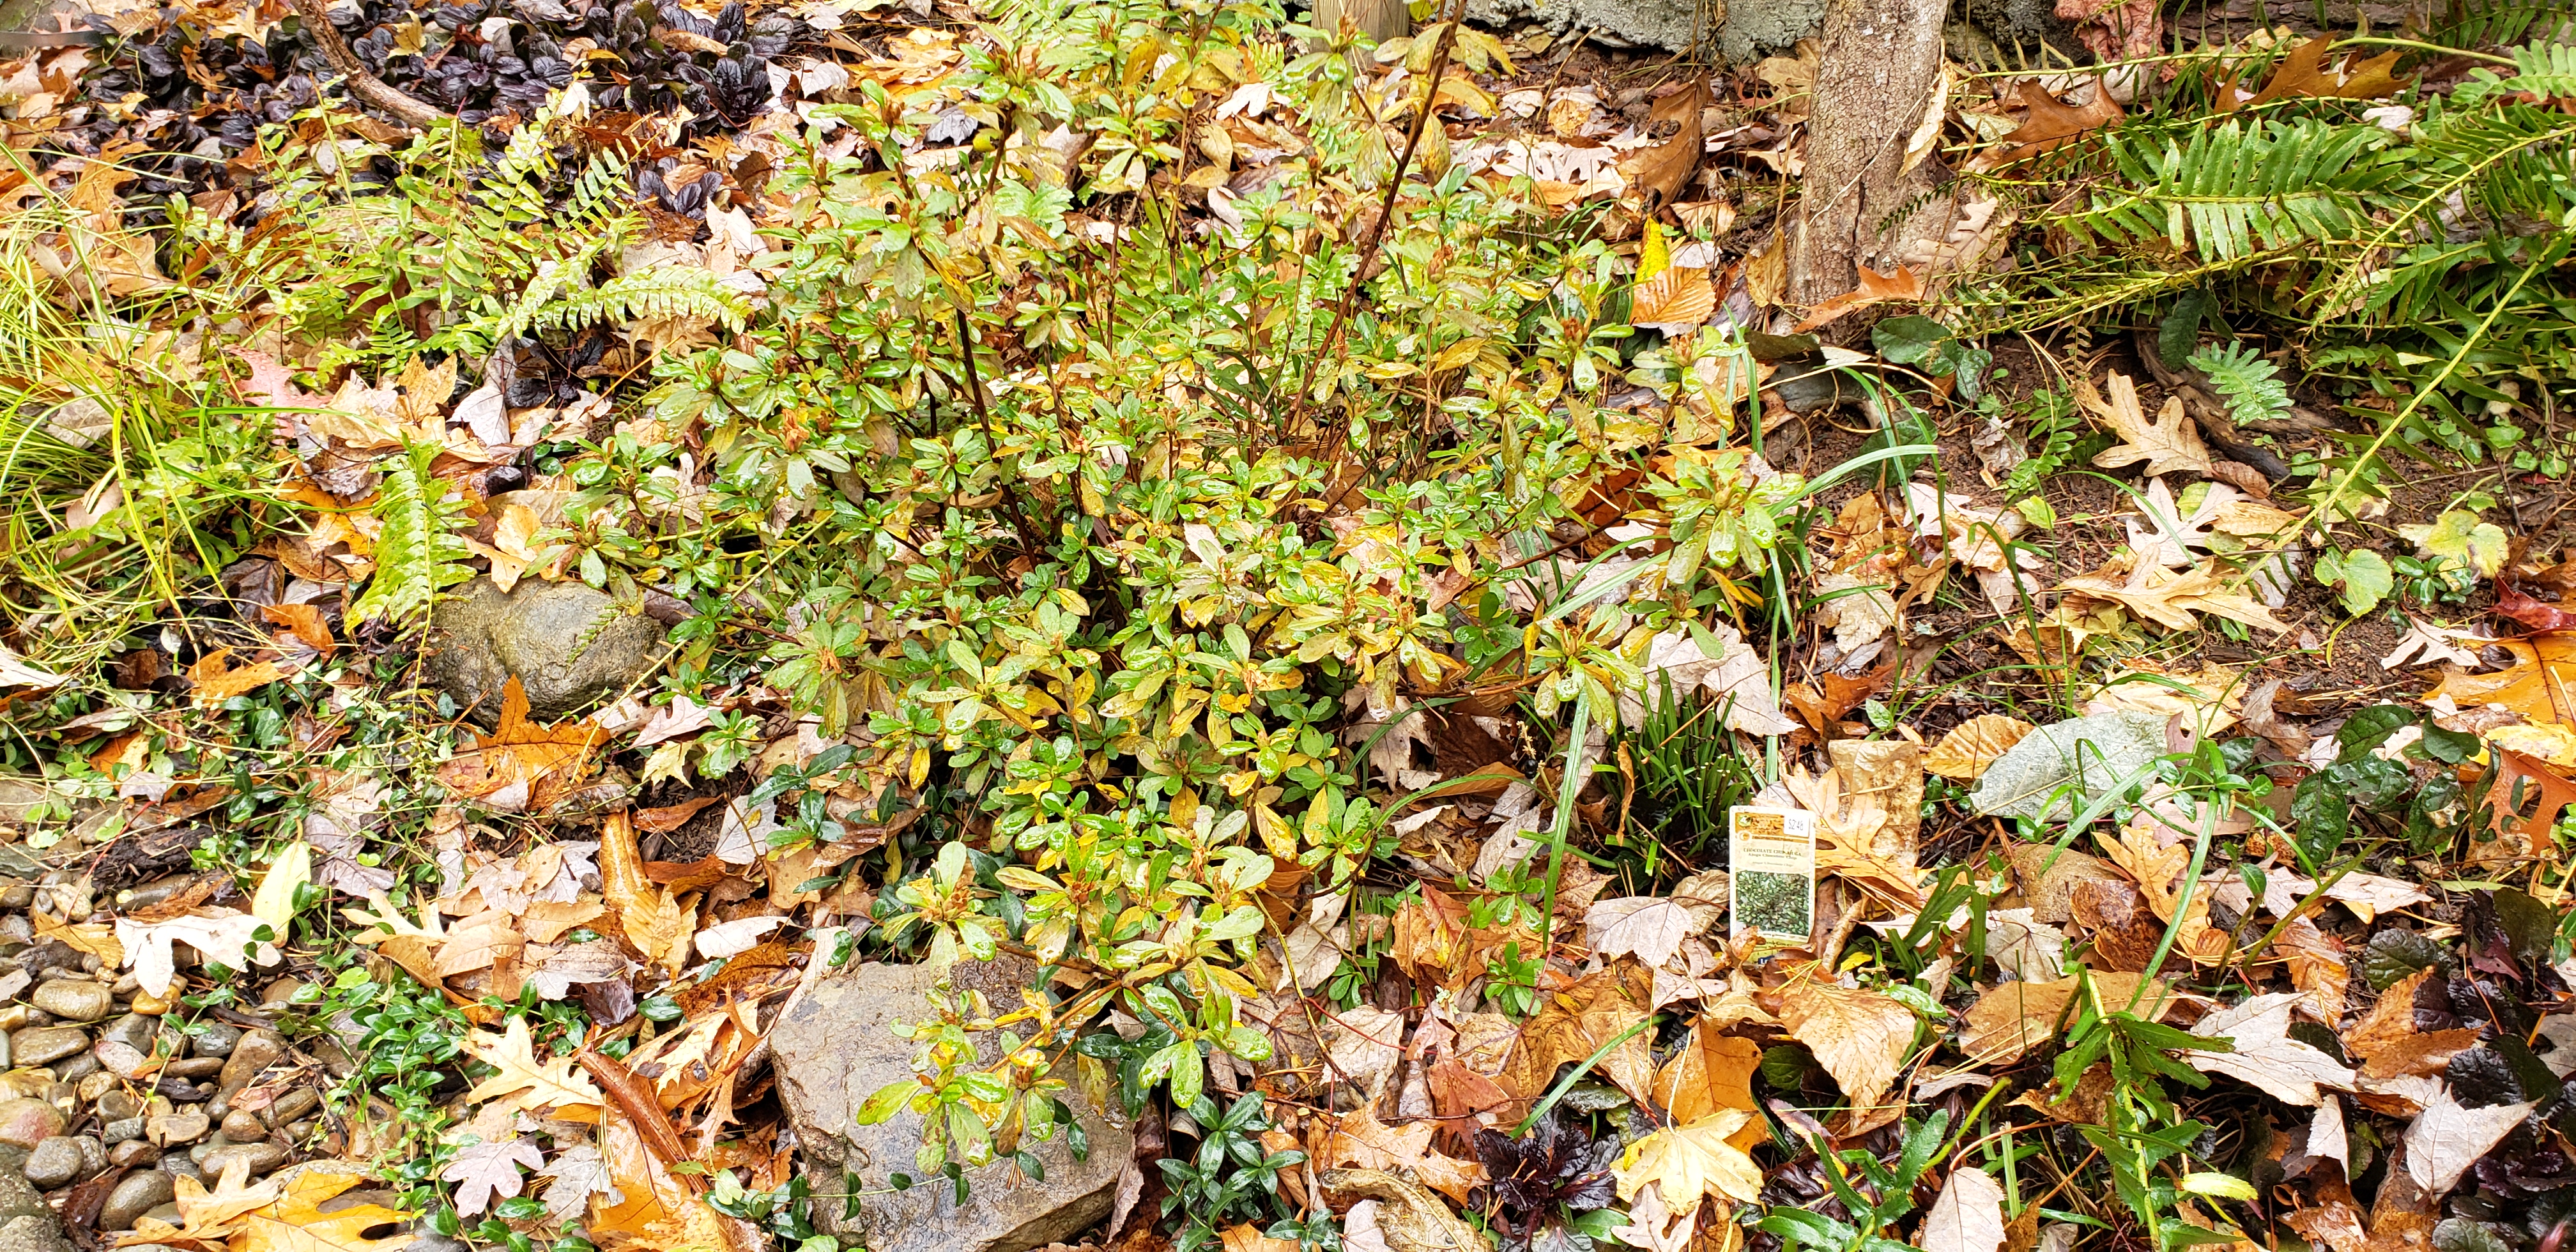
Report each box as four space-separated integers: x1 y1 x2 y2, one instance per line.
0 1216 68 1252
189 1025 243 1059
265 1088 318 1124
201 1143 287 1177
47 1053 95 1083
6 1029 81 1069
0 890 25 913
96 1014 166 1057
109 1141 157 1168
1463 0 1826 59
159 1156 201 1184
425 577 670 726
93 1041 151 1081
164 1058 224 1081
17 1139 77 1189
216 1031 282 1098
146 1110 209 1147
1968 710 2174 823
772 958 1134 1252
100 1169 176 1231
68 1138 100 1177
97 1090 142 1122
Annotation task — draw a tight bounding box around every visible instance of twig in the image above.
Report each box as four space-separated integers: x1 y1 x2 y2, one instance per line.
952 304 1050 555
287 0 448 128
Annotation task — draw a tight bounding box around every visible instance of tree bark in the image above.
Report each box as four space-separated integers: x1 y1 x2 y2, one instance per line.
1784 0 1952 310
288 0 449 129
1315 0 1410 43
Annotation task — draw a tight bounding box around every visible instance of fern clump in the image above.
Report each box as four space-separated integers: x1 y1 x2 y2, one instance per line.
2187 342 2294 426
349 443 474 630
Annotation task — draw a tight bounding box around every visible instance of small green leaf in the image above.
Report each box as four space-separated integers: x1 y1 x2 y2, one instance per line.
2180 1173 2257 1200
2315 548 2392 616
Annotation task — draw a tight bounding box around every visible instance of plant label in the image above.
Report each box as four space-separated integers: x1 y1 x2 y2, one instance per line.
1729 805 1816 942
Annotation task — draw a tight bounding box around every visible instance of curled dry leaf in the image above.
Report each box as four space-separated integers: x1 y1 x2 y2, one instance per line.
1925 715 2036 781
2403 1087 2532 1199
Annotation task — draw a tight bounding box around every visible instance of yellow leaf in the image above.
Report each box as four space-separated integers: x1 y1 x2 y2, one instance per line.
188 648 285 706
463 1018 606 1120
1924 715 2035 781
1613 1111 1764 1211
1631 267 1717 331
236 1170 413 1252
117 1157 279 1244
1776 979 1917 1112
251 841 313 938
33 912 123 966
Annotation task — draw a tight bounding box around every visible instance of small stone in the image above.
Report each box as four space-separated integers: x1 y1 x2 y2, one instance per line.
8 1028 84 1068
186 1133 229 1166
75 1074 114 1104
266 1089 318 1124
0 1098 63 1149
146 1110 209 1147
109 1139 157 1168
159 1156 201 1183
0 971 28 1004
126 992 172 1016
188 1025 242 1059
20 1138 80 1189
0 886 31 910
28 981 107 1025
98 1090 142 1120
92 1041 151 1081
199 1143 286 1176
0 1006 33 1033
96 1015 165 1055
165 1059 223 1081
258 979 306 1009
70 1136 102 1175
102 1117 144 1145
109 974 137 996
218 1110 265 1141
217 1032 282 1094
116 877 197 912
284 1119 316 1141
49 1053 96 1083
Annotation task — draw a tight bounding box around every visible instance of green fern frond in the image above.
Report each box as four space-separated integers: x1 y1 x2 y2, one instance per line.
524 264 754 339
2187 342 2295 425
2434 0 2575 51
349 443 473 630
2064 119 2390 264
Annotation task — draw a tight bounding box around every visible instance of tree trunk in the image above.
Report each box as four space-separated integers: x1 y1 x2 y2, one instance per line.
1785 0 1952 310
1316 0 1410 43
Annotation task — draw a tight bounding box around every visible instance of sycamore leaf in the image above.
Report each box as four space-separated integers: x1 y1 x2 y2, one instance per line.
1606 1182 1700 1252
1585 897 1704 970
2082 372 2212 480
1613 1110 1763 1210
2404 1088 2531 1198
1977 77 2122 167
236 1170 414 1252
540 1145 622 1221
445 1138 547 1217
463 1018 606 1120
1918 1167 2007 1252
2182 992 2353 1106
1777 980 1917 1111
1652 1022 1765 1148
1317 1110 1489 1206
118 1158 280 1245
1925 715 2035 781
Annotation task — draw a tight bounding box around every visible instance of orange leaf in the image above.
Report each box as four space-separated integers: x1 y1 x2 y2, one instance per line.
1652 1021 1764 1150
187 648 285 706
1977 78 2122 169
434 676 607 808
2424 634 2576 726
2221 36 2409 112
1632 266 1717 330
260 603 336 655
2474 748 2576 864
1793 264 1924 332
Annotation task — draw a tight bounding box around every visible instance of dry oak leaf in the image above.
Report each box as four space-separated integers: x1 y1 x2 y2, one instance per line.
1777 980 1917 1111
445 1136 548 1216
2083 371 2212 480
2469 748 2576 864
1322 1168 1493 1252
1977 77 2124 169
435 676 608 809
188 648 286 707
236 1170 414 1252
2062 554 2289 635
1794 264 1925 333
2424 634 2576 726
1926 715 2036 781
2097 820 2231 963
1620 78 1709 210
463 1017 607 1120
1612 1110 1765 1213
2223 36 2405 112
1918 1166 2008 1252
1317 1110 1489 1207
117 1158 280 1245
2404 1087 2532 1199
2184 991 2353 1106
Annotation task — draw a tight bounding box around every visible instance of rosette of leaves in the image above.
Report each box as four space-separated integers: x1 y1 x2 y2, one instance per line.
1474 1111 1620 1252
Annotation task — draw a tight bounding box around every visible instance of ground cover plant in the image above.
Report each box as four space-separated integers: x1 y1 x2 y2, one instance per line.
0 4 2574 1252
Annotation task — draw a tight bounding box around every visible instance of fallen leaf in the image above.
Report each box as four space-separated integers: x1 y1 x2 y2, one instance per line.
2098 818 2231 963
2402 1087 2531 1198
444 1137 547 1217
1961 973 2174 1065
236 1170 413 1252
2222 36 2407 112
2426 634 2576 724
1777 979 1917 1111
0 645 68 694
2345 972 2481 1080
1504 963 1655 1103
1586 897 1706 970
463 1017 607 1120
1632 266 1717 333
1620 79 1708 209
2471 748 2576 862
2382 618 2486 670
250 840 312 938
695 915 790 960
1321 1168 1494 1252
1317 1110 1489 1206
2083 372 2212 480
2184 992 2353 1106
1926 715 2036 781
1919 1166 2007 1252
1652 1022 1764 1150
119 1158 280 1245
1795 264 1925 332
115 909 282 998
1977 77 2122 168
2062 553 2289 634
1612 1110 1764 1212
188 648 286 706
539 1144 621 1221
435 676 609 811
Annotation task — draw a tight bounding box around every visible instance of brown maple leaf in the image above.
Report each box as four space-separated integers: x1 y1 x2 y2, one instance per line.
436 676 608 809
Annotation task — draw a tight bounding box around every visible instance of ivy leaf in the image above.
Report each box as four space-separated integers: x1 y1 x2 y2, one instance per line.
2315 549 2393 616
2397 510 2508 578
